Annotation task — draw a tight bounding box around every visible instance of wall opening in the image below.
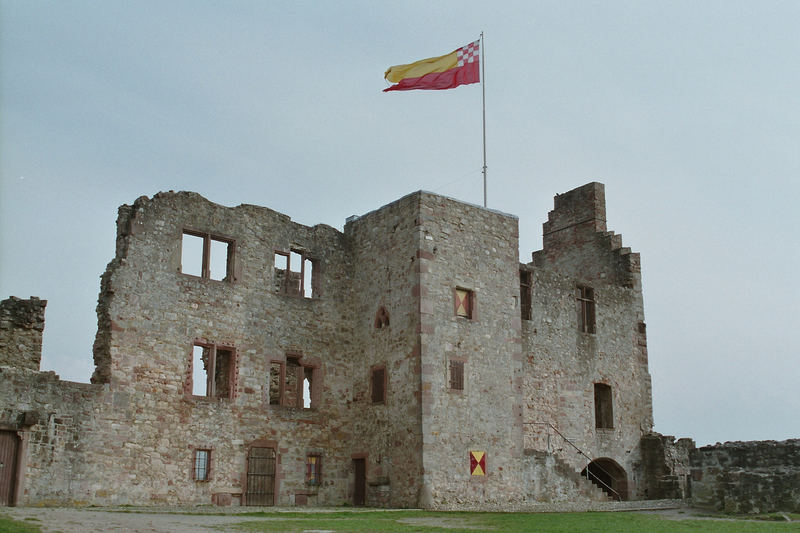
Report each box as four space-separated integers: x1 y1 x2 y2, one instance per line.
182 231 234 281
371 366 386 404
581 458 628 501
594 383 614 429
190 343 235 399
577 285 596 333
520 269 532 321
274 250 316 298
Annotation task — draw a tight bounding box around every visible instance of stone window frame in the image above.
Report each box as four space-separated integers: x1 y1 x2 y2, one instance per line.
577 285 596 334
448 357 466 392
268 351 321 409
454 287 476 320
370 364 387 405
305 453 322 486
273 248 318 298
186 341 238 400
594 382 614 429
193 447 213 482
180 229 236 282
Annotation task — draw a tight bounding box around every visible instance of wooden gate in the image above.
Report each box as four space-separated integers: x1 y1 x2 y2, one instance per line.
0 431 19 506
246 446 276 506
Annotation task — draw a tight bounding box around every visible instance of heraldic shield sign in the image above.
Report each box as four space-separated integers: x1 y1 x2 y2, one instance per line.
470 450 486 476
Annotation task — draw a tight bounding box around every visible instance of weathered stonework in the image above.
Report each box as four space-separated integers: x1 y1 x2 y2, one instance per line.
0 184 660 508
0 297 46 372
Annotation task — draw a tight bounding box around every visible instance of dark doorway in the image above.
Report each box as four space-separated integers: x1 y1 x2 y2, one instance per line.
246 447 276 506
581 457 628 500
0 431 19 506
353 458 366 506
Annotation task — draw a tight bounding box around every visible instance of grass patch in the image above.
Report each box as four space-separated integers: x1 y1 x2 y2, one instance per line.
228 510 800 532
0 513 43 533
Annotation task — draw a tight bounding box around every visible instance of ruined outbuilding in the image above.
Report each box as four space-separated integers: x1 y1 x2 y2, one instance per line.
1 183 658 508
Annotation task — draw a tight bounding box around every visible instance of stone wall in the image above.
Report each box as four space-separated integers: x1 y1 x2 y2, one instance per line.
690 440 800 513
637 433 694 500
0 297 47 372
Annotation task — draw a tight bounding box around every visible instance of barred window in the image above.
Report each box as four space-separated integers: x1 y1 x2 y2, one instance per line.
449 360 464 391
194 449 210 481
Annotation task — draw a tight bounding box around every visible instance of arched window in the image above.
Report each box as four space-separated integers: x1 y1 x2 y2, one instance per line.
374 306 390 329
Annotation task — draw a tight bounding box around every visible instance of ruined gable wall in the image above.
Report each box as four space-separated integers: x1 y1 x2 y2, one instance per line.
414 193 525 509
523 183 653 499
0 297 47 372
344 193 424 508
0 367 101 505
82 191 356 505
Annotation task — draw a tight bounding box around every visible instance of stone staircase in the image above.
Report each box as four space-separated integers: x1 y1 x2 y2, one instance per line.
524 449 612 503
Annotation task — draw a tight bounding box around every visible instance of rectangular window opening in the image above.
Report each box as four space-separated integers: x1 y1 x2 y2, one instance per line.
594 383 613 429
455 288 474 319
270 356 317 409
449 360 464 391
182 231 234 281
190 343 235 399
274 250 316 298
306 454 321 485
371 366 386 404
520 270 532 321
194 449 210 481
269 362 284 405
578 286 596 334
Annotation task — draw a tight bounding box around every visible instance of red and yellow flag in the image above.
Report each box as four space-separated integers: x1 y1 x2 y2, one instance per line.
384 40 480 92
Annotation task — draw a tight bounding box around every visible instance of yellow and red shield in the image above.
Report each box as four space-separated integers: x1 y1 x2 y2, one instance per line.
470 450 486 476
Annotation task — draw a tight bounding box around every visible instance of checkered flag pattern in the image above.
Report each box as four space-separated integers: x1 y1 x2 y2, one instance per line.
457 40 480 67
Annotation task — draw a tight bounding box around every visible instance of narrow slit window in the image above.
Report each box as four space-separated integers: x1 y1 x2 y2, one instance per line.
578 286 596 333
192 345 209 396
371 366 386 404
194 449 210 481
520 270 532 321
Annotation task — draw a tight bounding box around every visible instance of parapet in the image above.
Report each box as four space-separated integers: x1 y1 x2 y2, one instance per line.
0 296 47 372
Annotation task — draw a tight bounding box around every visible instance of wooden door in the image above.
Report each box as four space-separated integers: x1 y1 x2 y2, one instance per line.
0 431 19 506
246 447 276 506
353 458 366 506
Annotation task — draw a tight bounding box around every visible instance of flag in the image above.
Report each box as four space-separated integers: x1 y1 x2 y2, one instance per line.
383 40 480 92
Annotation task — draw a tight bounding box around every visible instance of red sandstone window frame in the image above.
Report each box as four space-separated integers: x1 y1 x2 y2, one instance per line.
306 454 322 486
181 229 236 282
454 287 475 320
449 358 465 391
274 249 317 298
269 353 320 409
577 286 596 334
193 448 212 481
370 364 386 404
188 341 237 400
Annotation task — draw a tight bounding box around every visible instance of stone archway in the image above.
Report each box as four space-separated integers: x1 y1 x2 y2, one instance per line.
581 457 628 501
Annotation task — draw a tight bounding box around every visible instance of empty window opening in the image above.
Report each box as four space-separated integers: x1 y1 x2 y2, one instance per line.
578 286 596 333
194 449 210 481
181 231 234 281
274 250 316 298
374 306 390 329
190 343 235 399
371 366 386 404
306 454 322 485
269 362 284 405
594 383 614 429
520 270 532 321
455 288 474 319
270 356 317 408
449 360 464 391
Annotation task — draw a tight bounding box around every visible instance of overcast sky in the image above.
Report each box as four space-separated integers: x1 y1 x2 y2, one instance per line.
1 1 798 447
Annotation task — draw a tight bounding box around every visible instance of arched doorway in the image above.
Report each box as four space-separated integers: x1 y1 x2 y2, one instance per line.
581 457 628 501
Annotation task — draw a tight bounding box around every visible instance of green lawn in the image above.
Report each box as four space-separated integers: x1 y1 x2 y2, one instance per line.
0 513 43 533
229 510 800 532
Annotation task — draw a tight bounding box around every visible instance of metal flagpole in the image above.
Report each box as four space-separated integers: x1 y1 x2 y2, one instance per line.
481 32 487 208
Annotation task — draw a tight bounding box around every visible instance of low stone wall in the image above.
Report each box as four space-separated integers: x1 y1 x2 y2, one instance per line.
690 440 800 513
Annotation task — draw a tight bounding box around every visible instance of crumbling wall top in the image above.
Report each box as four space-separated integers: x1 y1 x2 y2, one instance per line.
0 296 47 372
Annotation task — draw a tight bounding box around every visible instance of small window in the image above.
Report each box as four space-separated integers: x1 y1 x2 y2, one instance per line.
578 286 596 333
594 383 613 429
454 288 474 319
371 366 386 404
190 343 235 399
449 360 464 391
306 454 322 485
194 449 211 481
182 231 234 281
374 306 390 329
269 355 317 408
520 270 532 321
274 249 316 298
